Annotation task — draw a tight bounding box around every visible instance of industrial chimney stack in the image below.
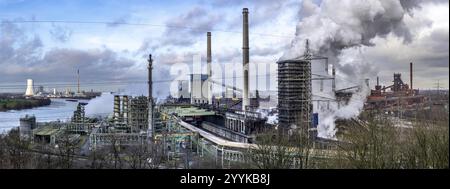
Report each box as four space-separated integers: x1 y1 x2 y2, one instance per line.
148 54 154 141
242 8 250 111
410 62 413 91
77 69 80 94
207 32 212 105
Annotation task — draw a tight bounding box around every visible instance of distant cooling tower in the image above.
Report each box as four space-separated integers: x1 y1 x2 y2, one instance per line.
25 79 34 96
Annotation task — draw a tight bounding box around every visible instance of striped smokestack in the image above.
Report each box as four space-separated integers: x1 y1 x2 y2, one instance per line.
242 8 249 111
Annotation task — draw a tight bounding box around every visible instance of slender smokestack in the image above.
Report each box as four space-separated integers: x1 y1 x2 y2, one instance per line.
77 69 80 94
377 76 379 86
332 63 336 92
242 8 250 111
410 62 413 90
148 54 154 140
207 32 212 105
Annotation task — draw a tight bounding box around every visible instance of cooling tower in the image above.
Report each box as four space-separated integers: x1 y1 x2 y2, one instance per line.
25 79 34 96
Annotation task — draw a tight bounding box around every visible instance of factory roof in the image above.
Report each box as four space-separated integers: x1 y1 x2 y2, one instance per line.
167 107 216 117
33 126 60 136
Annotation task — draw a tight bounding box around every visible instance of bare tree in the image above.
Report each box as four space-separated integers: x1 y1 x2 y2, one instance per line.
108 134 124 169
2 129 33 169
89 147 110 169
124 142 149 169
55 132 79 169
245 130 295 169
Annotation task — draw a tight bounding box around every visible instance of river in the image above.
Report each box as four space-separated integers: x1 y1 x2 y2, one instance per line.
0 98 90 133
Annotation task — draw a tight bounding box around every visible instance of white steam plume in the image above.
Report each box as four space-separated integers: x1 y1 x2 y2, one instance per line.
283 0 423 139
85 92 114 117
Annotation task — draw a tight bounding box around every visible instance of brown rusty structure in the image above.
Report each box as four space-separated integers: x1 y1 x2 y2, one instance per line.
366 62 425 110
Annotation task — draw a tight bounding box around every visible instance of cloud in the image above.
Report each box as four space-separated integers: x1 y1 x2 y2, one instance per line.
0 21 138 85
106 16 130 27
49 23 73 42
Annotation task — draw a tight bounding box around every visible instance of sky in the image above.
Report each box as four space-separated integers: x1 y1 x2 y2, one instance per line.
0 0 448 98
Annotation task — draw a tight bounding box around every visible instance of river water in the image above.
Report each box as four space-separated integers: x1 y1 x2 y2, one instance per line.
0 98 90 133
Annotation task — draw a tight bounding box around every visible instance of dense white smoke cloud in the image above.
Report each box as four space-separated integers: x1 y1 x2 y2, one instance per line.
85 92 114 117
283 0 424 139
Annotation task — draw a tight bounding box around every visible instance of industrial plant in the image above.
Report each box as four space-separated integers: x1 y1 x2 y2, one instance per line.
4 7 447 169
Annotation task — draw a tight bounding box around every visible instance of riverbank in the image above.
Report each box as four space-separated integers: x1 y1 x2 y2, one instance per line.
0 98 87 132
0 98 51 112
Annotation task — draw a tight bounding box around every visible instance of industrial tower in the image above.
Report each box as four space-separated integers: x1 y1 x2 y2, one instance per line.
277 40 313 135
207 32 212 105
242 8 250 111
148 54 155 141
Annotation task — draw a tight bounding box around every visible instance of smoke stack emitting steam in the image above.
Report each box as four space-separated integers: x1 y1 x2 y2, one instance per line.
282 0 425 139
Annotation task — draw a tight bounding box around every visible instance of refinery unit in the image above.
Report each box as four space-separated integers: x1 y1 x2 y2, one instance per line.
23 69 101 100
365 62 426 111
16 7 438 169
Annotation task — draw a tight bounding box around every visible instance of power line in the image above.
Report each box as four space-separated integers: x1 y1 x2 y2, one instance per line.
4 20 294 39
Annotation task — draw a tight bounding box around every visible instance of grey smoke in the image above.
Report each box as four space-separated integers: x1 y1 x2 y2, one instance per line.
283 0 424 61
282 0 430 139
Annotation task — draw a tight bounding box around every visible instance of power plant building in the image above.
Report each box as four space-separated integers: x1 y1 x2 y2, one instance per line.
190 74 209 104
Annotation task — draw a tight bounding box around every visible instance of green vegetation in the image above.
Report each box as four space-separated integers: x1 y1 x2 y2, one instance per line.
0 98 51 111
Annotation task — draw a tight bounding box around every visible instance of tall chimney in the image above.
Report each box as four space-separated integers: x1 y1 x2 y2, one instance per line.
377 76 379 86
207 32 212 105
410 62 413 90
148 54 154 140
242 8 250 111
77 69 80 94
332 63 336 92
